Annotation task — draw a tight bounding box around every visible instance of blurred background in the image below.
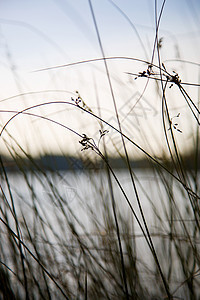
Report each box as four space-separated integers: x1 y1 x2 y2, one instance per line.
0 0 199 158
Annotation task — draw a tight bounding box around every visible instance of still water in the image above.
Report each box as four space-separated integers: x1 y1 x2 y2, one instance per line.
3 169 186 231
3 168 194 248
1 168 199 298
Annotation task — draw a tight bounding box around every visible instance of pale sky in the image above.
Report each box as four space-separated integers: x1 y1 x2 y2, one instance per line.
0 0 200 158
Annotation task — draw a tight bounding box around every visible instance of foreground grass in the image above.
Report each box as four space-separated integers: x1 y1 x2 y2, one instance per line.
0 152 200 299
0 1 200 299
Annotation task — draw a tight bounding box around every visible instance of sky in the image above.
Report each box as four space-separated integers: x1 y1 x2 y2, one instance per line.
0 0 200 158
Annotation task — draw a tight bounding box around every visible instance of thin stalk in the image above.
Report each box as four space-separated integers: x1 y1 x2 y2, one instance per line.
0 216 70 300
0 156 29 300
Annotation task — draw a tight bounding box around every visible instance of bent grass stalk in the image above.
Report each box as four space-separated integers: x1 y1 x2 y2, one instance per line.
1 85 199 297
1 1 200 298
1 86 200 298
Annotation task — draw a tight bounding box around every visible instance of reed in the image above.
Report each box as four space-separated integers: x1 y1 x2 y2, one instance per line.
0 0 200 299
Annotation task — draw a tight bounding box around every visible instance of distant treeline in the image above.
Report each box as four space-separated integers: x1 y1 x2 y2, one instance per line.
1 154 150 172
0 152 199 172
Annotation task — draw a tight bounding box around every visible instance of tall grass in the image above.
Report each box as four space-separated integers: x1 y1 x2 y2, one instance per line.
0 0 200 299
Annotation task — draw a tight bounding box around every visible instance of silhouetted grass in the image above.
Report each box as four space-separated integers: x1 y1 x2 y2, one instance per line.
0 0 200 299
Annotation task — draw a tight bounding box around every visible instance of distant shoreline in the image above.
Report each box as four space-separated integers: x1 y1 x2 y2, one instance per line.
1 153 198 172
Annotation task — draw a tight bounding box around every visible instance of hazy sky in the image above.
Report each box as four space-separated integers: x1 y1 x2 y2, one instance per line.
0 0 200 158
